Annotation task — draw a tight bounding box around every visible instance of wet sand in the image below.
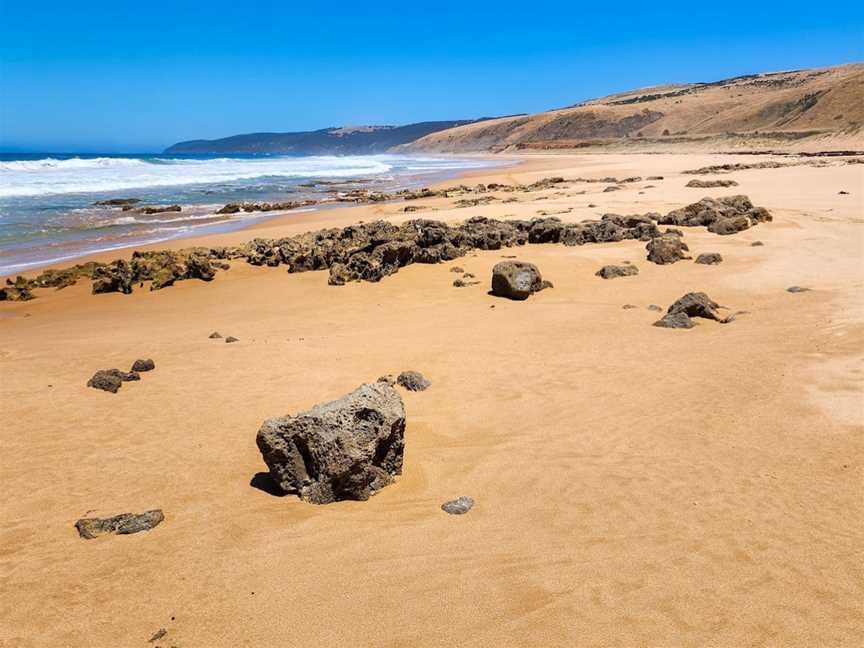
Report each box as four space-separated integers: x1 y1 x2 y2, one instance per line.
1 153 862 647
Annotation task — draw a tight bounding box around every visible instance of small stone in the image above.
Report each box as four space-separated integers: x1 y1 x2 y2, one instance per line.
838 190 849 195
622 304 638 309
397 371 431 392
595 265 639 279
787 286 811 293
450 266 464 273
149 629 167 643
377 374 396 385
209 331 222 339
653 312 695 329
695 253 723 265
603 185 622 192
647 304 663 312
87 370 123 393
751 241 764 247
75 510 164 539
441 496 474 515
131 358 155 372
225 336 239 343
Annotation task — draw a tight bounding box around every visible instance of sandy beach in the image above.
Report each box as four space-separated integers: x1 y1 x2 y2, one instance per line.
1 153 862 647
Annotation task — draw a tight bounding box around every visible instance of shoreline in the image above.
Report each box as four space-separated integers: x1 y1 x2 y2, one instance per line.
1 151 862 646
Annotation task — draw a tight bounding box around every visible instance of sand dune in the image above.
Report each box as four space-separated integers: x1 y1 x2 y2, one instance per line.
1 154 862 647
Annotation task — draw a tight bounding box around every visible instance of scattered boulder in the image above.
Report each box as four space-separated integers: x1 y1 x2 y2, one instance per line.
667 292 727 322
255 382 406 504
441 496 474 515
686 179 739 188
646 234 690 265
141 205 181 215
491 261 545 300
209 331 223 339
225 336 239 343
787 286 811 293
131 359 155 372
596 264 639 279
653 312 695 329
397 371 431 392
695 253 723 265
87 369 139 393
75 510 164 539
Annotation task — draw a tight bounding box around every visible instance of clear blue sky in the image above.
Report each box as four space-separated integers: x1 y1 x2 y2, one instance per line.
1 1 862 152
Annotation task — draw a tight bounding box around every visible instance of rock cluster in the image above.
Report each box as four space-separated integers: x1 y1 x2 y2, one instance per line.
216 200 317 214
75 510 164 539
256 382 406 504
4 195 772 300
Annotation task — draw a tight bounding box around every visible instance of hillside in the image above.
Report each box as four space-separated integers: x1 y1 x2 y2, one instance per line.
399 63 864 153
164 120 484 154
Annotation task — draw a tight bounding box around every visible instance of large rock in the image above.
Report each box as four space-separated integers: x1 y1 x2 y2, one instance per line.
256 382 406 504
659 195 772 233
667 292 727 322
491 261 545 300
646 234 690 265
75 510 164 539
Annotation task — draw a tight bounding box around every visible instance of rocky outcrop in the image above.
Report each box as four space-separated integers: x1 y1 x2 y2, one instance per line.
646 234 691 264
491 261 547 300
256 382 406 504
75 510 164 539
659 195 771 235
595 264 639 279
397 371 431 392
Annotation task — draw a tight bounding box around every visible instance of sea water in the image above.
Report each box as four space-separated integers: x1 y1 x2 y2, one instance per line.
0 153 504 274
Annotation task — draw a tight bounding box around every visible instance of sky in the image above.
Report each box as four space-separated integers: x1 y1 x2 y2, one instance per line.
1 1 862 153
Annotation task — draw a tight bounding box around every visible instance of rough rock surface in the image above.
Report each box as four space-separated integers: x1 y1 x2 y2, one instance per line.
686 179 739 188
397 371 431 392
596 264 639 279
131 358 155 372
491 261 545 300
653 312 696 329
256 382 406 504
667 292 727 322
695 253 723 265
441 496 475 515
87 369 139 393
659 195 771 236
646 234 691 265
75 510 164 539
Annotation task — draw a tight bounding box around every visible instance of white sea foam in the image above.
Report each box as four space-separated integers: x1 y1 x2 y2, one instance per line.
0 155 416 197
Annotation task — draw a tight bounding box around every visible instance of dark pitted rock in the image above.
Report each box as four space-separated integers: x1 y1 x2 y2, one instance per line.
695 253 723 265
441 496 474 515
75 510 164 539
209 331 223 339
653 312 695 329
707 215 751 235
397 371 431 392
787 286 811 293
491 261 545 300
141 205 181 215
131 359 155 372
667 292 727 322
646 234 690 265
659 195 771 233
87 370 123 393
0 282 34 301
217 203 242 214
596 264 639 279
92 260 134 294
93 198 141 206
185 252 216 281
528 217 564 243
256 382 406 504
686 179 739 188
225 336 239 343
377 374 396 386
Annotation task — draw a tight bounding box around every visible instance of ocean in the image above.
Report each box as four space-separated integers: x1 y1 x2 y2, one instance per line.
0 153 504 275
